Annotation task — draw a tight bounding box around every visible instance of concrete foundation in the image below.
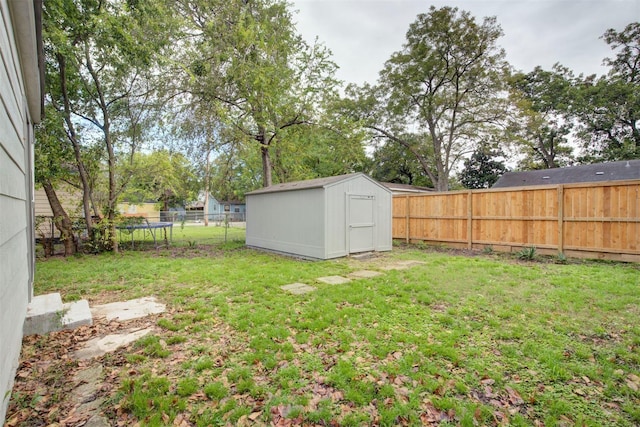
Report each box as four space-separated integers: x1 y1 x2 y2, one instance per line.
23 293 92 336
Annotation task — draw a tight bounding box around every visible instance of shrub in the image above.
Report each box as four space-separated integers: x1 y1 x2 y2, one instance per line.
517 246 537 261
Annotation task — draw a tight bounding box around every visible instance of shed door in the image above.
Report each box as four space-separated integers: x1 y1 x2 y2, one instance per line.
348 195 375 253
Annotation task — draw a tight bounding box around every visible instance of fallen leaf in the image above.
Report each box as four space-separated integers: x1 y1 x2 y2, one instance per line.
505 386 524 405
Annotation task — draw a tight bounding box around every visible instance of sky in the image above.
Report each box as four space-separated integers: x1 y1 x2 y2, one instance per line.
291 0 640 87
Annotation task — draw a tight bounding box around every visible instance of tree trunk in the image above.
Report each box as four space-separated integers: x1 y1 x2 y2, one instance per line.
435 177 449 192
434 151 449 192
57 53 95 243
257 127 272 187
261 144 272 187
106 135 119 252
84 41 118 252
204 148 210 226
42 180 76 256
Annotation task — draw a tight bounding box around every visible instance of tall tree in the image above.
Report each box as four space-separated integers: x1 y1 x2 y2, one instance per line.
43 0 175 251
180 0 339 187
508 66 575 169
574 22 640 161
356 7 509 191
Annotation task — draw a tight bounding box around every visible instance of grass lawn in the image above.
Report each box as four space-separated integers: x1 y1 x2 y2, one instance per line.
116 222 247 248
9 229 640 426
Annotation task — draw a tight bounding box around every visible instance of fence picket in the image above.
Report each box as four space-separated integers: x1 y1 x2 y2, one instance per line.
392 180 640 261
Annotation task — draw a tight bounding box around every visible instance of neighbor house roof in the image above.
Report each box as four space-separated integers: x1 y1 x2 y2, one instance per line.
492 160 640 188
380 182 433 194
246 173 389 195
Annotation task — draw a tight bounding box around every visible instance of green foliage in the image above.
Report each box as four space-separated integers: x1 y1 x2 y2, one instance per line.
508 65 576 169
367 6 509 191
134 335 170 358
555 252 568 264
42 0 180 250
573 22 640 161
369 142 433 188
203 382 228 401
179 0 340 188
120 375 185 423
482 246 494 255
517 246 537 261
34 106 75 186
176 377 199 397
459 148 507 189
121 150 198 209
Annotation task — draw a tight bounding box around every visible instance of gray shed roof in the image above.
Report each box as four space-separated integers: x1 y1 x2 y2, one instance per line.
492 160 640 188
246 173 389 195
381 182 434 194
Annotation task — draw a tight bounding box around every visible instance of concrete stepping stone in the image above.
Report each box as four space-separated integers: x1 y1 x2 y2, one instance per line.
348 270 383 279
317 275 351 285
69 365 110 426
91 296 166 322
62 300 93 330
381 260 426 270
24 293 92 336
281 283 316 295
74 327 153 360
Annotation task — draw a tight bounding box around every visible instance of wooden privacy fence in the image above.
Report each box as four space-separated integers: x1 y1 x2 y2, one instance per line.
392 180 640 262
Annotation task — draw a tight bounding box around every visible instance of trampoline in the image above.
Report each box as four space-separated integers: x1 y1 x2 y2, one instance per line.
117 220 173 248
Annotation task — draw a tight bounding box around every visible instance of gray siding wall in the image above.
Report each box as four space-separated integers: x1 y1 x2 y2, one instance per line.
246 175 392 260
246 188 325 259
0 0 35 421
324 183 347 258
373 186 392 252
325 176 392 256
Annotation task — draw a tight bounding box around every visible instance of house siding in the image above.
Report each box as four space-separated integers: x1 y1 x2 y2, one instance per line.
0 0 40 422
208 198 246 219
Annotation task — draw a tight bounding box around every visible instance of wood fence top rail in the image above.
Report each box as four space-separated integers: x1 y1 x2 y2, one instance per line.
392 179 640 197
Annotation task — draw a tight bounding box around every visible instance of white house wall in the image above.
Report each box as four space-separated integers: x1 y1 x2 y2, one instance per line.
0 0 38 422
246 188 325 259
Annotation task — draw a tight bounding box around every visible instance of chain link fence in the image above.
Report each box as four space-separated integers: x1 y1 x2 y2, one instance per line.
35 213 246 256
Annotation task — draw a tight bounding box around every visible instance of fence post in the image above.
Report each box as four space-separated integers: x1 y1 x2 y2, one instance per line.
557 185 564 255
467 191 473 250
405 195 410 243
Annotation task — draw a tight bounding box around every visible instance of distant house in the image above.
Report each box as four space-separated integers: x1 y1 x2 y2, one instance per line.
34 185 83 239
1 0 43 422
187 193 246 221
380 182 433 194
493 160 640 188
117 202 161 220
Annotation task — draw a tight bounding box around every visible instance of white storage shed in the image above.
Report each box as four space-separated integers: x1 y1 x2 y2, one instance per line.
245 173 392 259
